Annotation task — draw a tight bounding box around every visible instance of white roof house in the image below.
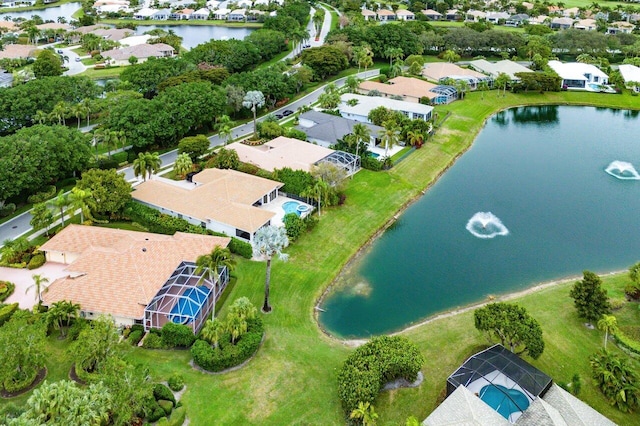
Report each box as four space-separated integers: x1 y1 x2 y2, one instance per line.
228 9 246 21
134 7 156 19
119 34 153 47
396 9 415 21
574 18 596 31
619 64 640 89
486 11 510 23
192 8 210 19
206 0 220 9
548 60 608 89
339 94 434 123
214 8 230 19
469 59 531 81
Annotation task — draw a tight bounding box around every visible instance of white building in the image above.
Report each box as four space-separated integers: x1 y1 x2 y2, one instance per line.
618 64 640 91
547 60 609 89
339 94 434 123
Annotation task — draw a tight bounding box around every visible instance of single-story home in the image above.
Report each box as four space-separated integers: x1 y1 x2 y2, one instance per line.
377 9 395 21
206 0 220 9
246 10 265 22
528 15 548 25
102 43 175 66
296 110 383 148
134 7 156 19
361 9 376 21
339 93 434 123
422 62 491 88
92 28 134 41
119 34 152 47
424 345 615 426
358 76 456 105
607 21 635 35
132 168 282 242
619 64 640 91
396 10 415 21
465 10 486 22
228 136 361 176
486 11 509 23
40 224 231 333
445 9 460 21
550 17 574 30
469 59 531 81
505 14 529 27
0 44 38 60
563 7 580 18
547 60 609 89
152 8 170 20
36 22 72 31
170 8 194 20
191 7 210 20
228 9 246 21
421 9 442 21
214 8 230 19
574 18 597 31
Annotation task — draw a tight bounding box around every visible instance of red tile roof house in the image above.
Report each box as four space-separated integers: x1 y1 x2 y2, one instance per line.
40 225 231 333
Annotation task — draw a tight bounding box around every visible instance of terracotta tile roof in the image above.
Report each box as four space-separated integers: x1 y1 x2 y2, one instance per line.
41 225 230 320
102 43 174 61
132 169 282 233
0 44 38 59
422 62 486 81
359 76 440 101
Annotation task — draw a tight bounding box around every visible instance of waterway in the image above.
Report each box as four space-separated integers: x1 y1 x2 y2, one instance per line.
134 25 254 49
0 2 81 21
319 106 640 338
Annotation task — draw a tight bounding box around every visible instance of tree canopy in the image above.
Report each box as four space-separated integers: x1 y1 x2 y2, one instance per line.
570 271 611 325
75 169 131 218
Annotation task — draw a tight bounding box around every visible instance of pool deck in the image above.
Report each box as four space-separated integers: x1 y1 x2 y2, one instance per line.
258 196 314 227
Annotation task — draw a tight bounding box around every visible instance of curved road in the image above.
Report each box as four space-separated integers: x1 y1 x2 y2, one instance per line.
0 69 380 245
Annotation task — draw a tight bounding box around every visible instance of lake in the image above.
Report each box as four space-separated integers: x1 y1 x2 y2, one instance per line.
135 25 254 50
0 2 81 21
319 106 640 338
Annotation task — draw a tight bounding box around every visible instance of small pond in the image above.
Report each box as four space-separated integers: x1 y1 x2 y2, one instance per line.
0 2 81 21
135 24 254 50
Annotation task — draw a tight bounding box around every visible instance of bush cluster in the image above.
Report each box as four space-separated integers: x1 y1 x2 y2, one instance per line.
0 303 19 326
167 374 184 392
361 156 383 171
161 323 196 348
191 318 263 372
272 168 315 196
614 330 640 356
142 332 166 349
128 330 144 346
156 406 186 426
124 201 252 258
153 384 176 406
337 336 424 415
0 203 16 218
26 185 57 204
27 254 45 270
3 368 38 393
283 213 318 241
0 281 15 303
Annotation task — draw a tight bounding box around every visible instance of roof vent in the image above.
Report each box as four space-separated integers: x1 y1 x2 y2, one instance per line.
142 248 147 252
145 238 149 241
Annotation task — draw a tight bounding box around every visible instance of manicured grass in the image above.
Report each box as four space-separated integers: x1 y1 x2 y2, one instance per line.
429 20 525 33
3 90 640 424
80 66 124 79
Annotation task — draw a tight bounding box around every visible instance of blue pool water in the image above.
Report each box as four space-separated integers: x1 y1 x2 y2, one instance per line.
370 152 380 159
170 286 210 324
479 384 530 420
588 83 601 91
283 201 302 216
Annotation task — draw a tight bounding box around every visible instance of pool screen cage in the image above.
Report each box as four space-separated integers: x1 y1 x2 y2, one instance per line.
143 261 229 334
318 151 361 176
447 344 552 406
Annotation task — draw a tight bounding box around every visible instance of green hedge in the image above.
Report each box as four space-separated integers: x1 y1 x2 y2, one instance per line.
153 383 176 406
128 330 143 346
191 318 263 372
168 406 186 426
0 281 15 302
161 323 195 348
614 330 640 356
3 367 38 393
124 201 252 258
337 336 425 416
167 374 184 392
0 303 19 326
27 185 57 204
27 253 45 270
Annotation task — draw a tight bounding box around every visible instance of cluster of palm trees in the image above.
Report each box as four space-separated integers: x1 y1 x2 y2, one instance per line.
34 98 93 129
132 152 162 182
200 297 256 348
194 246 236 321
25 274 81 337
93 128 127 159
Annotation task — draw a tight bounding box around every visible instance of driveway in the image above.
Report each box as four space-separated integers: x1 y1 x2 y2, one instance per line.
1 263 68 311
61 45 86 76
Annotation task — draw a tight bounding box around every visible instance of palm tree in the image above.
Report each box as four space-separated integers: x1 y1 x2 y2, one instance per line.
173 153 193 179
34 110 48 125
200 318 224 348
95 129 119 158
301 179 330 217
495 73 511 97
80 99 92 127
406 130 424 149
49 190 70 228
71 103 88 129
195 247 236 319
384 47 403 68
443 49 460 63
477 80 489 99
48 300 80 338
344 75 362 94
144 152 162 180
133 153 148 182
252 226 289 313
381 121 400 158
216 115 234 144
597 314 618 350
242 91 266 141
390 59 404 78
68 187 95 223
455 79 469 100
226 312 248 344
50 101 68 125
26 274 49 305
350 401 379 426
351 123 371 163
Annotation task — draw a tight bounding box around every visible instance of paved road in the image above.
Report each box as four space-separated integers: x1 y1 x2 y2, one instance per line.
283 5 332 61
62 45 86 76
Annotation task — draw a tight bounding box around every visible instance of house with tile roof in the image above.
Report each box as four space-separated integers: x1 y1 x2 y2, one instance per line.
377 9 396 21
358 76 455 105
396 9 415 21
574 18 597 31
132 168 283 242
421 9 442 20
607 21 635 35
468 59 531 81
361 8 376 20
40 225 231 333
102 43 175 66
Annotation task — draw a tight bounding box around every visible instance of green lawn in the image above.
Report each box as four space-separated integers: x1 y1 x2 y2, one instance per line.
80 66 125 79
3 90 640 424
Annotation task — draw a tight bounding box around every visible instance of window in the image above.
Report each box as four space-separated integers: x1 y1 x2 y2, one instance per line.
235 229 251 240
178 214 183 219
201 221 206 228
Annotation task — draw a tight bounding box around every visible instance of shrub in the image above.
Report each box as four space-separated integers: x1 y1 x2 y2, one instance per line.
158 399 173 415
614 330 640 356
67 319 88 341
27 253 45 270
156 417 170 426
361 156 382 171
161 323 195 348
142 332 166 349
229 237 252 259
167 374 185 392
286 128 307 141
3 368 38 393
237 162 260 175
624 283 640 300
0 203 16 217
272 167 314 196
337 336 424 415
146 402 166 422
153 383 176 406
210 148 239 170
0 303 19 326
258 121 284 140
191 318 263 372
128 330 144 346
283 213 305 241
0 281 15 302
131 324 144 333
27 185 57 204
169 406 186 426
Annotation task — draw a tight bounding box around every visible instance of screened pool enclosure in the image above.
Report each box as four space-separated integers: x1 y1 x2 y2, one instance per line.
144 261 229 334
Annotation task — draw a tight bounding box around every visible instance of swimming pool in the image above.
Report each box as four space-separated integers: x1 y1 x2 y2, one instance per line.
169 286 210 324
479 384 530 420
283 201 302 216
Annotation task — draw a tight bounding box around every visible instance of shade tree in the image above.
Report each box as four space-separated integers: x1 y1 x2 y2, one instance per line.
74 169 132 218
569 270 611 327
0 316 47 393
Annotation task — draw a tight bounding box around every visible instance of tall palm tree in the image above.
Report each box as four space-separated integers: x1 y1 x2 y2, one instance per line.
68 187 95 223
49 190 70 228
133 153 148 182
50 101 68 125
173 153 193 179
200 318 224 348
351 123 371 162
597 314 618 350
195 246 236 319
72 103 88 129
477 80 489 99
381 121 400 158
242 91 265 141
48 300 80 338
216 115 234 144
226 312 248 344
252 226 289 313
495 73 511 97
26 274 49 305
144 152 162 181
79 99 92 127
384 47 403 68
301 178 330 217
34 109 48 125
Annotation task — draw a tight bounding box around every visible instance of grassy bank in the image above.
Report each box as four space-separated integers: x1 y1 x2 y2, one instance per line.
2 90 640 424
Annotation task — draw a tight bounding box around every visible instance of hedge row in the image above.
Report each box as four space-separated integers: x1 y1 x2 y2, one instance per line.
614 330 640 356
124 201 252 258
0 303 19 326
191 318 263 372
0 281 15 303
337 336 425 415
3 368 38 393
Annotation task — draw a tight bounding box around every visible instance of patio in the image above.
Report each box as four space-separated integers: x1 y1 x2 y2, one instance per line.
258 196 314 227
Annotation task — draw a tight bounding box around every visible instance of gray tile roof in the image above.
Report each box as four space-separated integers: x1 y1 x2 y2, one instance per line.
295 110 383 144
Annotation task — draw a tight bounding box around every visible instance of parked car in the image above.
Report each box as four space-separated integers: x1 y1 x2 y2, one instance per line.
57 49 63 54
275 113 284 119
282 110 294 116
75 57 81 62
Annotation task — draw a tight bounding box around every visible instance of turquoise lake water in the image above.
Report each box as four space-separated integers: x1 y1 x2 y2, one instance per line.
319 106 640 338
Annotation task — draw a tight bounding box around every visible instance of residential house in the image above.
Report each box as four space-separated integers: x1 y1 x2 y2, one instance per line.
550 17 574 30
0 44 38 60
607 21 635 35
361 9 376 21
563 7 580 18
521 1 534 10
295 110 383 148
547 60 609 89
505 14 529 26
191 7 210 20
134 7 156 19
206 0 220 9
92 28 134 41
422 62 492 89
102 43 175 66
170 8 194 20
359 76 456 104
119 34 152 47
445 9 461 21
528 15 549 25
422 9 442 21
228 9 246 21
132 168 283 242
486 11 510 24
574 18 597 31
214 8 230 19
396 10 415 21
40 225 231 333
377 9 395 22
469 59 531 81
339 93 434 123
619 64 640 91
465 10 486 22
152 8 170 20
246 10 265 22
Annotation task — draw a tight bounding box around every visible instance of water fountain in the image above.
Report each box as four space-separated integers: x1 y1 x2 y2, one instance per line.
466 212 509 239
604 161 640 180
